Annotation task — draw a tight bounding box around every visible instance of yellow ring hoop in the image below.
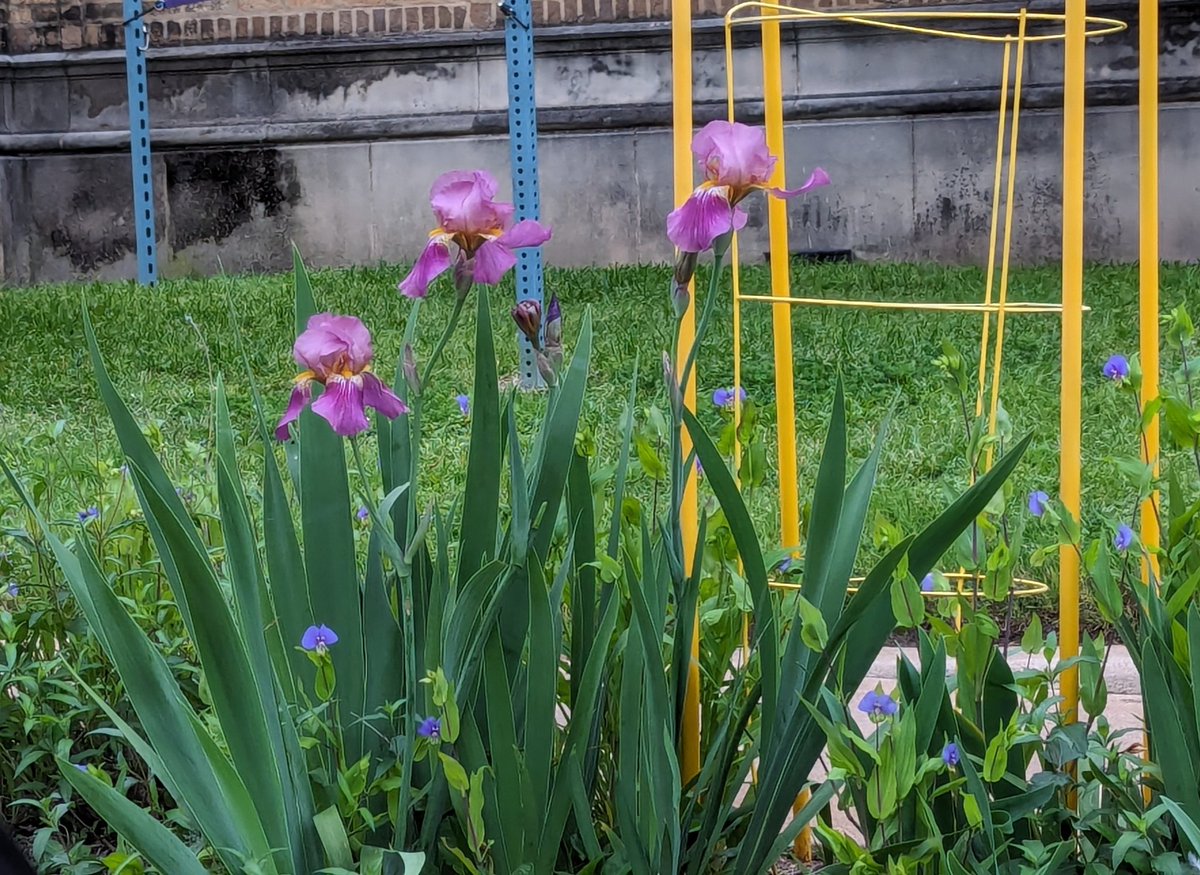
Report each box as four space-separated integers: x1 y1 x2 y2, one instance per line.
723 3 1127 44
767 571 1050 599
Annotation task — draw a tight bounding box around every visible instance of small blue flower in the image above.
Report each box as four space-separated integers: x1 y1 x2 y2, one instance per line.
857 690 898 721
301 624 338 653
417 716 441 740
712 387 747 408
1027 490 1050 518
6 583 17 598
778 557 792 574
1114 523 1134 553
942 742 960 767
695 458 704 477
920 573 935 593
1102 355 1130 382
78 507 99 524
74 763 89 773
356 506 370 522
456 394 470 417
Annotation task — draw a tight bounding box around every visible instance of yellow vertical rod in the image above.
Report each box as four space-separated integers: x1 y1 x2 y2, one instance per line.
762 11 800 567
975 41 1012 420
672 0 701 785
1060 0 1087 730
1139 0 1160 581
760 10 811 860
984 15 1028 471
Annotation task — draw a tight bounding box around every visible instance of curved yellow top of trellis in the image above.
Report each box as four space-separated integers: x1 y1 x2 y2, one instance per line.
722 3 1127 43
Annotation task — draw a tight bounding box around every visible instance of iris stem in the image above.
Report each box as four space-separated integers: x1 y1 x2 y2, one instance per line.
420 294 468 394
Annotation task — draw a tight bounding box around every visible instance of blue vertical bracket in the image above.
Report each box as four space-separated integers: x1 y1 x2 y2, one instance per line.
124 0 158 285
503 0 544 390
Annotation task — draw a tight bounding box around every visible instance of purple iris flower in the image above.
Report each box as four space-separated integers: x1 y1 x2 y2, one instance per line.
301 624 338 653
456 394 471 417
942 742 960 767
858 690 898 721
1102 355 1130 382
78 507 99 524
1028 491 1050 518
1114 523 1134 553
417 716 441 740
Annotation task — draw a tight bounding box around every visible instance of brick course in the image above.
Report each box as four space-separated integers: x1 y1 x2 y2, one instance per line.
3 0 956 53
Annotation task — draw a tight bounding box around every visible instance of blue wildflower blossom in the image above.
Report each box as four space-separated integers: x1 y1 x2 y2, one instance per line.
1102 355 1130 382
942 742 960 767
921 573 936 592
301 624 338 653
1027 491 1050 518
1114 523 1134 553
417 716 441 740
78 507 99 524
858 689 898 722
456 394 470 417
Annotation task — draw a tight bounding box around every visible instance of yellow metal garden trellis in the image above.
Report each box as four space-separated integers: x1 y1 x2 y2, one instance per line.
670 0 1162 859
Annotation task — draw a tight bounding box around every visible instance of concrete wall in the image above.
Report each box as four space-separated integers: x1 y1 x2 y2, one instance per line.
1 0 1198 284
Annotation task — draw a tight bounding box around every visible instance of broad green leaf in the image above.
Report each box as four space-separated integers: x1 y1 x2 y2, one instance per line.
313 807 353 870
438 753 470 794
458 293 501 586
59 761 207 875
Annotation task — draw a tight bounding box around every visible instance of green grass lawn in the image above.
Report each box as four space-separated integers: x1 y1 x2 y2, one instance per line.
3 260 1198 626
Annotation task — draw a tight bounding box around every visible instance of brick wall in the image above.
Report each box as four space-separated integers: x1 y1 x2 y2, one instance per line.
3 0 956 53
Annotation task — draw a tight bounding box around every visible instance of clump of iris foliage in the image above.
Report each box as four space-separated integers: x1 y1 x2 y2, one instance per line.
2 124 1200 875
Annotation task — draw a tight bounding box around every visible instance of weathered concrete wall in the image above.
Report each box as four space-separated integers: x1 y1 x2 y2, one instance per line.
2 0 1199 284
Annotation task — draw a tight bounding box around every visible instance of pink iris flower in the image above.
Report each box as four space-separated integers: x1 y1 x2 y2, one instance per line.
276 313 409 441
666 120 830 254
398 170 552 298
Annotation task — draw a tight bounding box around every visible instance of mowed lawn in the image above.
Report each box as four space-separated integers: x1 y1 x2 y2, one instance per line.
3 260 1198 626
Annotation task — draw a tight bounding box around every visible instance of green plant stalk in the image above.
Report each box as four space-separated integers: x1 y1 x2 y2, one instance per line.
350 434 420 850
420 294 468 394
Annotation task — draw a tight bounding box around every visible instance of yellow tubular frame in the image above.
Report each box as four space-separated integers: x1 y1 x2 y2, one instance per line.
671 0 1139 848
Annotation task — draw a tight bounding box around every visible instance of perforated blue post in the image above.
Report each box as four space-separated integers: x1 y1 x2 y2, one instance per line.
124 0 158 285
503 0 544 390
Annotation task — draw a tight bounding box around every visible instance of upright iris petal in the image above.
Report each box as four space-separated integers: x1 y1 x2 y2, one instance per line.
667 121 829 253
398 171 551 298
276 313 408 441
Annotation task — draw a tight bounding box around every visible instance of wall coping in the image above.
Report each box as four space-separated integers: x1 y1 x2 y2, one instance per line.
0 0 1171 73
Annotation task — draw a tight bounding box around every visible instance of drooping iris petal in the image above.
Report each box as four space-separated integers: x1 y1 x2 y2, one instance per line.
473 237 519 286
771 167 832 199
399 238 453 299
498 218 553 250
275 381 313 441
430 170 513 236
361 372 409 420
311 377 369 437
693 120 776 191
667 187 736 253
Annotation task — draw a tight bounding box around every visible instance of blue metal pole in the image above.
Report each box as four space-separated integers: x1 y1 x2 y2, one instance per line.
503 0 544 389
124 0 158 285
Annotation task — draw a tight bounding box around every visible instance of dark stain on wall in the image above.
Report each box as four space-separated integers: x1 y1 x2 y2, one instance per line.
165 149 301 250
46 173 137 272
